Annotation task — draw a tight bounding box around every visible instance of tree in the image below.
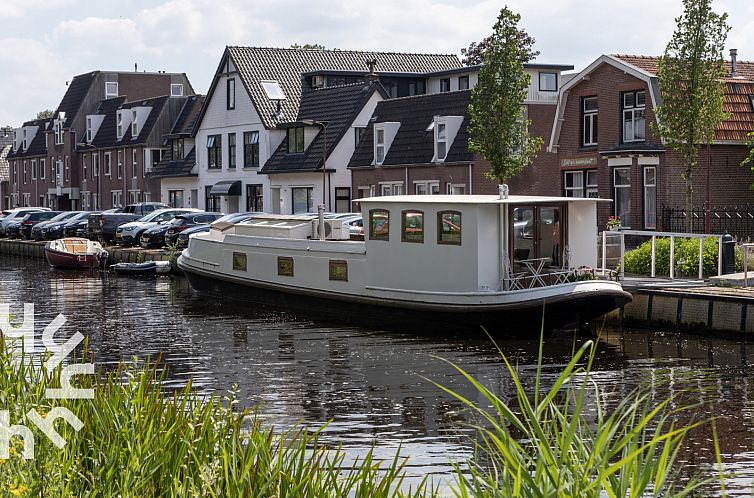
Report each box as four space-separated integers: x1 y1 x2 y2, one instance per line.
743 132 754 175
467 7 543 182
656 0 730 231
36 109 54 119
460 31 538 67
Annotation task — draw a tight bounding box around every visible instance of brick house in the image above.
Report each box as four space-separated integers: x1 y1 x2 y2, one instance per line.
7 70 194 210
347 63 573 203
0 141 11 209
549 53 754 231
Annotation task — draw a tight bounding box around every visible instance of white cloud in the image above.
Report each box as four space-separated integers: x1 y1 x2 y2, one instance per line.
0 0 77 19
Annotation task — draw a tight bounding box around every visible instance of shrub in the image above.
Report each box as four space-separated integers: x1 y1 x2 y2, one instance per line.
623 237 746 277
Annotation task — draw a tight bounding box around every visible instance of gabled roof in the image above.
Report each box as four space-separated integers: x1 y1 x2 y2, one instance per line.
0 145 10 183
55 71 98 128
5 118 53 160
151 145 197 179
204 46 462 129
166 95 205 138
348 90 473 168
261 81 387 174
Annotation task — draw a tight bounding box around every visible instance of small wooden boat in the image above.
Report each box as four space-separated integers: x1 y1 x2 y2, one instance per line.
45 238 108 269
111 261 172 276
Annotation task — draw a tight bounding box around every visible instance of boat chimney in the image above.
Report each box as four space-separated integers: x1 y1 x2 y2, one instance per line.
730 49 738 77
498 184 509 200
317 204 326 241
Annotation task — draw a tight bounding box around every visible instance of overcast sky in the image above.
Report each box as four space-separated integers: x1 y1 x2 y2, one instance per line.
1 0 752 126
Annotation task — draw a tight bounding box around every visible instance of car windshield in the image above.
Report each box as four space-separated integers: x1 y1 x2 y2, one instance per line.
68 212 89 221
138 211 167 222
49 212 77 222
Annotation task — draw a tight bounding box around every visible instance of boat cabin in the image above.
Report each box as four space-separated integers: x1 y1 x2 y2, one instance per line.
358 194 603 293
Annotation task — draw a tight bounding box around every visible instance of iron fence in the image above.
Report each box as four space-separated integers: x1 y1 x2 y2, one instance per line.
662 205 754 239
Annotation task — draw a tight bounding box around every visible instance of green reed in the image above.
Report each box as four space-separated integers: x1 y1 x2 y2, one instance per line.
432 329 722 498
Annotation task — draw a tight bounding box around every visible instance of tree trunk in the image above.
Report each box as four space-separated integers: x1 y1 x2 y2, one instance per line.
685 162 694 233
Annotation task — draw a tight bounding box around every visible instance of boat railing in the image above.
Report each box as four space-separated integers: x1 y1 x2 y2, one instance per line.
503 264 580 290
598 229 724 280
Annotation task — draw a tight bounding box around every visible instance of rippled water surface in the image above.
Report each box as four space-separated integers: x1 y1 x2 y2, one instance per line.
3 256 754 494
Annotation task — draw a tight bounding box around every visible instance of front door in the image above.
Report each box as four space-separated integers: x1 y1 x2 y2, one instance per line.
511 205 564 269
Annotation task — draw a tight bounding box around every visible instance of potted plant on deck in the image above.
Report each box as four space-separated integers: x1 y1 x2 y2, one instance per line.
606 216 622 232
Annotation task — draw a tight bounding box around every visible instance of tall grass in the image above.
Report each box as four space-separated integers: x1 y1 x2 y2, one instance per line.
0 342 434 497
432 330 721 498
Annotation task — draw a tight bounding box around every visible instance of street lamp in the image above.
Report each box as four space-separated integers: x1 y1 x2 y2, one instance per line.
300 119 329 209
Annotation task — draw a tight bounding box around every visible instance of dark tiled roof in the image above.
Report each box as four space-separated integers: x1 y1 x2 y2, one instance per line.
5 118 53 160
151 145 197 178
89 96 168 148
226 46 462 128
167 95 205 137
262 82 386 174
0 145 10 182
348 90 473 168
612 54 754 142
56 71 97 127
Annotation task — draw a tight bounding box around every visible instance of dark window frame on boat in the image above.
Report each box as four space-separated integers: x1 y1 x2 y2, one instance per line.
437 210 462 245
401 210 424 244
368 209 390 241
329 260 348 281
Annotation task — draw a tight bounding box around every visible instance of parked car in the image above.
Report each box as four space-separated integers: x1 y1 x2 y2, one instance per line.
18 211 62 239
139 224 172 248
4 220 23 239
164 212 225 246
175 213 260 248
344 217 363 240
88 203 169 243
116 208 201 245
64 212 101 238
44 212 90 240
0 207 50 236
31 212 82 240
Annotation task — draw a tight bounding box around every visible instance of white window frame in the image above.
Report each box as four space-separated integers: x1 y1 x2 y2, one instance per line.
92 193 99 211
643 166 657 229
104 152 112 176
132 149 138 178
22 129 27 150
39 158 45 180
116 112 123 140
31 159 36 180
379 181 404 196
105 81 118 99
55 160 62 183
446 183 466 195
82 156 87 180
117 150 123 179
170 84 183 97
586 170 598 198
582 97 598 146
54 121 64 145
86 117 92 142
81 191 91 210
131 110 138 137
92 154 99 177
128 190 140 204
613 167 631 228
22 193 30 207
622 91 646 143
414 180 440 195
375 127 385 165
564 171 584 197
111 190 123 209
435 121 447 162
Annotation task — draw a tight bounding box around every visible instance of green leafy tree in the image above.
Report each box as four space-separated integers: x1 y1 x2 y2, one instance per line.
468 6 543 182
36 109 54 119
656 0 730 231
742 132 754 177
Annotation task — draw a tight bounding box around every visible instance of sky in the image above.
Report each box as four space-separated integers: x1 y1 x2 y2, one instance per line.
1 0 752 126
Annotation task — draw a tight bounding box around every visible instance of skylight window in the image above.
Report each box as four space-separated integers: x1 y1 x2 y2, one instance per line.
261 80 286 101
749 94 754 112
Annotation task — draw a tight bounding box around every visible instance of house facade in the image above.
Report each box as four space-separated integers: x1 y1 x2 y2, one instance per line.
7 70 194 210
549 53 754 231
348 63 574 203
190 46 469 214
0 134 12 209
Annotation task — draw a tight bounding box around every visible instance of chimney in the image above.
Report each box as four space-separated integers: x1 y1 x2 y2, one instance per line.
730 49 738 77
365 59 379 84
135 62 138 72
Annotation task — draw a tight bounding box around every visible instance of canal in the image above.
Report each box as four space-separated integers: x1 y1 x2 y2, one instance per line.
2 255 754 494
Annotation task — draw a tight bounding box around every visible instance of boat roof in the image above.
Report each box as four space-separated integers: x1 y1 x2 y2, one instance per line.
356 195 612 204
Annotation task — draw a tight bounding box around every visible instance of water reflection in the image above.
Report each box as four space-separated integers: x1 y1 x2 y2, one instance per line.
1 256 754 492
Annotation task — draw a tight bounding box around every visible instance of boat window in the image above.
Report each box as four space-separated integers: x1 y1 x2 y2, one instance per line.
329 260 348 281
369 209 390 241
278 256 294 276
401 210 424 243
437 211 461 245
232 252 247 271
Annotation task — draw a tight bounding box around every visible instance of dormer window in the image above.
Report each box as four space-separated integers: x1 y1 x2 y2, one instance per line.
131 110 139 137
171 84 183 97
116 113 124 139
172 138 184 160
312 75 325 89
22 129 27 151
440 78 451 92
375 127 385 164
622 90 646 142
436 123 447 161
539 72 557 92
105 81 118 99
287 127 304 153
459 76 469 90
53 121 64 145
86 117 92 142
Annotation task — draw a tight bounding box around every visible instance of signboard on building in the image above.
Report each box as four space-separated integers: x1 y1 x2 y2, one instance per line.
561 157 598 168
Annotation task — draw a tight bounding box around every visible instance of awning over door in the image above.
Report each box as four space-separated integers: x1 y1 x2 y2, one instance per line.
209 180 241 196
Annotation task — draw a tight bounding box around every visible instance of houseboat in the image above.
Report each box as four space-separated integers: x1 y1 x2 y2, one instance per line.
178 190 631 333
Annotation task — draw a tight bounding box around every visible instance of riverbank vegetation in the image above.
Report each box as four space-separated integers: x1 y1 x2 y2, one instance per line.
623 236 746 276
0 333 722 497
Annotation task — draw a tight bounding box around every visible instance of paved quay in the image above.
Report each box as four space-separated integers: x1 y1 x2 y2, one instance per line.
0 239 172 264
